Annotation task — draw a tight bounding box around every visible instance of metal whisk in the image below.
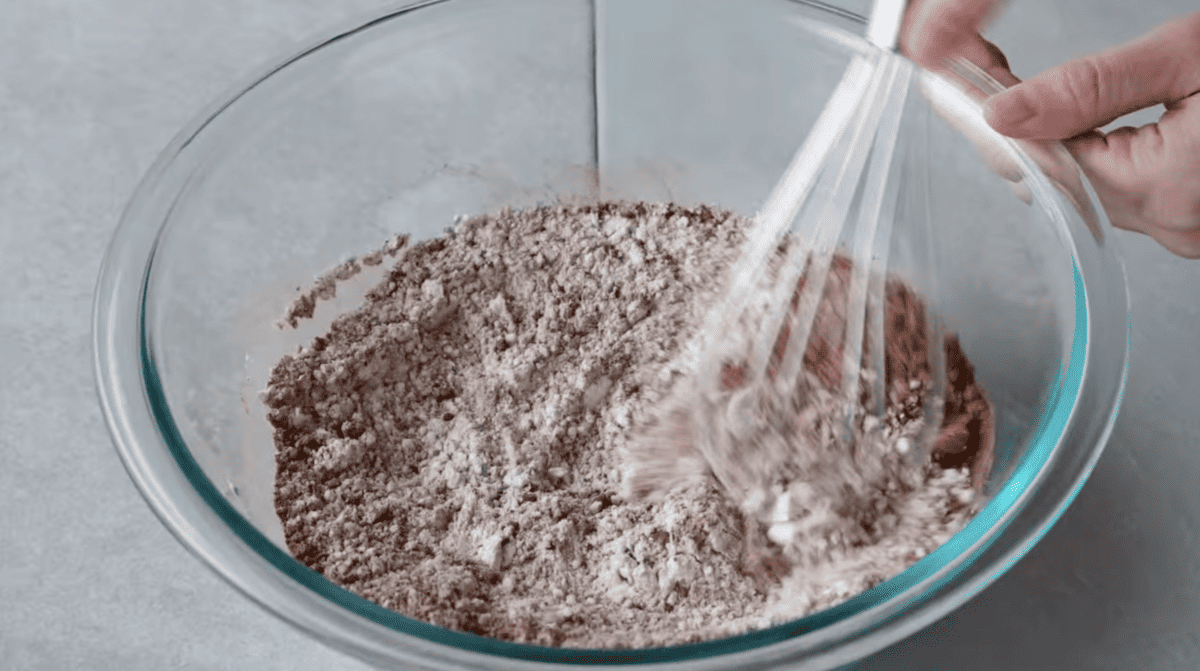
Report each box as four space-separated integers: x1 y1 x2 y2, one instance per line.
626 0 946 533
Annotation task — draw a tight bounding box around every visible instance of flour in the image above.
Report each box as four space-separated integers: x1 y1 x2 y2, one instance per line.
265 201 994 648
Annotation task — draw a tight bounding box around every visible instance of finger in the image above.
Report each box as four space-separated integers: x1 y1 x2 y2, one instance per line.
1010 179 1032 204
902 0 1008 68
948 37 1022 100
925 80 1025 182
1064 93 1200 236
979 38 1021 88
984 12 1200 139
1063 129 1148 233
901 0 1019 96
1143 227 1200 259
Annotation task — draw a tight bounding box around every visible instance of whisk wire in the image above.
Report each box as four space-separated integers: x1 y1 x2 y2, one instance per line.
679 2 928 515
839 57 914 411
771 53 911 396
687 50 921 510
747 53 891 382
694 54 877 388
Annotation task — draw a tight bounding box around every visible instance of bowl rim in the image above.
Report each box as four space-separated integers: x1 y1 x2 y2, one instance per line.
92 0 1131 668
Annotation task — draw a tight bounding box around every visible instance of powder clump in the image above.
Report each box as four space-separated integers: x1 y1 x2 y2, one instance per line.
265 201 994 648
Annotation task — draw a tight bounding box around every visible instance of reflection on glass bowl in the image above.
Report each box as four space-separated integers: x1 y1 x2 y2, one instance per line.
93 0 1129 668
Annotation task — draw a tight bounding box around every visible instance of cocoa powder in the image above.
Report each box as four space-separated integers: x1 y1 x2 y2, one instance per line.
265 201 994 648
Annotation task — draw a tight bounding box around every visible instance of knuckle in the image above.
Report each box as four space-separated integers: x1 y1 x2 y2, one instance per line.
1061 57 1108 122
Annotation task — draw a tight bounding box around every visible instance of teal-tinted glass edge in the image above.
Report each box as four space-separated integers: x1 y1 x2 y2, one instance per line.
137 255 1088 665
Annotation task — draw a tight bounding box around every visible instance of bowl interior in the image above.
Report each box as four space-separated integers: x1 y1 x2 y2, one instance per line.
135 0 1096 663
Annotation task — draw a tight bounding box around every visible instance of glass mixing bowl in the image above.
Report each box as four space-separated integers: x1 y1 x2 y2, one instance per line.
93 0 1130 668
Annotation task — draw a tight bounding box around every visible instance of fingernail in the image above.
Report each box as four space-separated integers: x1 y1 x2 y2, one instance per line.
984 91 1037 136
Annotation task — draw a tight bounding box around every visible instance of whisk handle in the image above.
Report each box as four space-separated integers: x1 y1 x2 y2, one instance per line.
866 0 910 53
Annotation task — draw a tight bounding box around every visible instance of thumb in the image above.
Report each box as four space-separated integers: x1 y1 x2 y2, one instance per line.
983 12 1200 140
902 0 1007 68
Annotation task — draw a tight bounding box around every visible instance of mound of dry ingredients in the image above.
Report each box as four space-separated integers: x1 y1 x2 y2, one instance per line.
264 202 995 648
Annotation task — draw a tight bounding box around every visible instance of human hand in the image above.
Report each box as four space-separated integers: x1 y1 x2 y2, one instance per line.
903 3 1200 258
984 13 1200 258
901 0 1013 86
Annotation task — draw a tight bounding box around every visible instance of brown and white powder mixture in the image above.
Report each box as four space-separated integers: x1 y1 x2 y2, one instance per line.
264 201 995 648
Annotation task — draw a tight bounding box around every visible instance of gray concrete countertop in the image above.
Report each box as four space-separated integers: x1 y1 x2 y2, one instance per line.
2 1 1196 669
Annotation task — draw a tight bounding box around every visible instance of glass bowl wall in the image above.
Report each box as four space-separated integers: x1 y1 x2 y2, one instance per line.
94 0 1129 668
